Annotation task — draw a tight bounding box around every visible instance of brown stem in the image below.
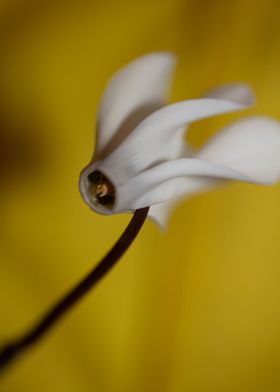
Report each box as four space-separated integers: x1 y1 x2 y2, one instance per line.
0 207 149 374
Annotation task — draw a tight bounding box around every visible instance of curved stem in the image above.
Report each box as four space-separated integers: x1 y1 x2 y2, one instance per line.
0 207 149 374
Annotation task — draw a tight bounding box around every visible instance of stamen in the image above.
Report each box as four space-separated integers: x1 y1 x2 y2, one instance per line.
96 183 109 198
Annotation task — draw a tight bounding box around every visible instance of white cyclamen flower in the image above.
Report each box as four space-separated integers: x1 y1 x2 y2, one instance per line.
79 52 280 228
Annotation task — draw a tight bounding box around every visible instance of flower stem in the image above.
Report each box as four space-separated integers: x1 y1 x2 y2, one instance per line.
0 207 149 374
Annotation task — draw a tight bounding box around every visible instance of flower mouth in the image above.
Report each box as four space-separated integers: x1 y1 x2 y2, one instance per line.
86 170 115 211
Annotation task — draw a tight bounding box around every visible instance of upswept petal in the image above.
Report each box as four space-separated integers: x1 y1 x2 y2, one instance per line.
151 83 256 162
115 158 256 211
203 83 255 105
148 116 280 228
95 52 176 159
99 98 251 184
197 116 280 183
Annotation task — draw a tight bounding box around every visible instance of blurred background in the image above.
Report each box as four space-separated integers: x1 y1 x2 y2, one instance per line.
1 0 280 390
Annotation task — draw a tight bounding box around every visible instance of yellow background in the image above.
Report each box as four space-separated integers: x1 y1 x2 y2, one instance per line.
1 0 280 391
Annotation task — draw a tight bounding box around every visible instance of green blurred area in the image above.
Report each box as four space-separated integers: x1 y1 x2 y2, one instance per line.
1 0 280 391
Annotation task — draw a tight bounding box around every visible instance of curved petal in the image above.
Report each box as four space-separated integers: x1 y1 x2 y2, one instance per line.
203 83 255 105
197 116 280 183
115 158 256 211
95 52 176 159
99 98 251 184
155 83 256 162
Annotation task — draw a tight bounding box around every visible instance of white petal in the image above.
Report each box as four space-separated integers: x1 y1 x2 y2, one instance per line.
148 200 177 229
197 116 280 183
95 52 176 159
115 158 256 212
99 98 250 184
148 177 220 228
122 117 280 212
149 177 220 230
203 83 255 105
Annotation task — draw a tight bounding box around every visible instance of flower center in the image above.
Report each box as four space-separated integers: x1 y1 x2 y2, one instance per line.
87 170 115 210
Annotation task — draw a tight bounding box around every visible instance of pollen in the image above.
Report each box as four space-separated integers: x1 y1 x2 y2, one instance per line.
87 170 115 209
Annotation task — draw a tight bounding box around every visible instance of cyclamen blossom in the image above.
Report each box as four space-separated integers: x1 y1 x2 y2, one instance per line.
79 52 280 227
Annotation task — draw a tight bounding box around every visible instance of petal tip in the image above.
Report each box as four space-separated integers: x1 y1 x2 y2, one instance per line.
204 83 255 107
